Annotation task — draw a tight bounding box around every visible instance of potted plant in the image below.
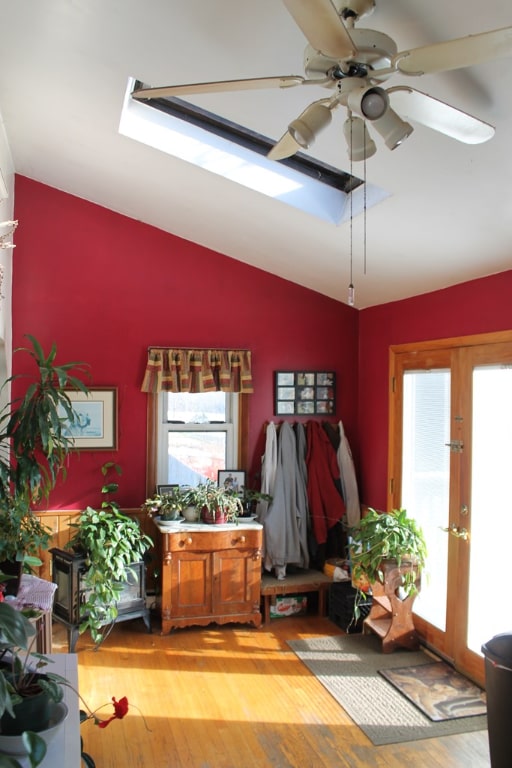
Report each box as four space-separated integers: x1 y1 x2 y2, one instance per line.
0 598 141 766
0 599 67 765
141 486 188 522
239 488 272 517
193 479 243 524
348 507 427 617
66 463 153 648
0 335 88 591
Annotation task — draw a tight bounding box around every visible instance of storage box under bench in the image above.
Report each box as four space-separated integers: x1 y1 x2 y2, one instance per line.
260 569 332 623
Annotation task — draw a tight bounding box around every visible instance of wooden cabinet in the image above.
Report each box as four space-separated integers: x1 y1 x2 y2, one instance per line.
156 522 263 634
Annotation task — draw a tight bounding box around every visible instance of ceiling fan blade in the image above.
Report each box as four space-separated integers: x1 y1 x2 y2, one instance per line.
388 86 495 144
267 131 302 161
394 26 512 75
132 76 306 100
283 0 357 59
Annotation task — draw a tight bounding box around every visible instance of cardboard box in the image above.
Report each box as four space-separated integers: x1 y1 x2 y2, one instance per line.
269 595 308 618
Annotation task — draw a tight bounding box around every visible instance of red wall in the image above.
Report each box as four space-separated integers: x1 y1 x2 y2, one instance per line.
12 175 359 510
358 270 512 508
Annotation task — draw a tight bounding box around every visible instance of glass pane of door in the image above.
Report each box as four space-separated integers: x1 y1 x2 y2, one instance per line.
402 370 451 630
467 365 512 653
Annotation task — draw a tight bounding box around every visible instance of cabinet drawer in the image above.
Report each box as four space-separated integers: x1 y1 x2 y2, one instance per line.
164 528 261 553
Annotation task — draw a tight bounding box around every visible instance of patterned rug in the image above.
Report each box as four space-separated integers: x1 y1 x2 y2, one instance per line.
287 633 488 745
379 662 487 721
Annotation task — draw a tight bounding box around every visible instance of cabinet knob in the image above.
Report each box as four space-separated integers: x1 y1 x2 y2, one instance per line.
232 535 246 544
180 537 193 546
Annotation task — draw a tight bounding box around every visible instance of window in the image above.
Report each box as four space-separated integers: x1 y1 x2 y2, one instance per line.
156 391 239 487
121 78 389 224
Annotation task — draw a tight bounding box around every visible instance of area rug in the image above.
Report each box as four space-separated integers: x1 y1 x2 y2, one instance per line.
379 662 486 722
287 634 488 745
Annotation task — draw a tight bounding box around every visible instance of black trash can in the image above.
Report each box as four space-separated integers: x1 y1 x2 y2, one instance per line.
481 633 512 768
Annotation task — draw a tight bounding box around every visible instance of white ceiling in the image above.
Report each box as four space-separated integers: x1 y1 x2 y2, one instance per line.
0 0 511 308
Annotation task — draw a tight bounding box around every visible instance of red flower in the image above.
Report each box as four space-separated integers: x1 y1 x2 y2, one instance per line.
97 696 129 728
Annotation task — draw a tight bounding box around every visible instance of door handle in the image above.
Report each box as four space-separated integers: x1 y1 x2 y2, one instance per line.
441 523 469 541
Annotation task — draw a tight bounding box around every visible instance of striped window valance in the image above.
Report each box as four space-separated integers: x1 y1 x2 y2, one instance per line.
141 348 254 394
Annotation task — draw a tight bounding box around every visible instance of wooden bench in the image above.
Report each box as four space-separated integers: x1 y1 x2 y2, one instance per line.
260 569 332 624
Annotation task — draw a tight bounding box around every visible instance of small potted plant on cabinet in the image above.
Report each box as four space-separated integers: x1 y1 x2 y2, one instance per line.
141 486 188 523
193 479 243 524
0 335 88 592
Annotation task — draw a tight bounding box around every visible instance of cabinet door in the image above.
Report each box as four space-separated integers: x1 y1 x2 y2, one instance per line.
212 548 261 616
169 551 212 618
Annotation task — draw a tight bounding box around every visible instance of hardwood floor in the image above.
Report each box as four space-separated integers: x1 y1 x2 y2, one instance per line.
52 614 491 768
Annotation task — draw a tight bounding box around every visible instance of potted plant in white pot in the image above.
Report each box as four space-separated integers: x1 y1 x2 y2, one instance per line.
0 600 68 764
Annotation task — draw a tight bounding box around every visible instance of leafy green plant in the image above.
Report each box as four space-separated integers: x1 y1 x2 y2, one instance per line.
141 486 188 521
0 601 58 766
67 463 153 647
348 508 427 619
191 479 243 522
0 335 88 569
0 599 139 768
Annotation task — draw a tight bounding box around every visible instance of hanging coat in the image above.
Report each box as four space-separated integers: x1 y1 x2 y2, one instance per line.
294 422 310 569
336 420 361 527
257 421 278 528
306 421 346 545
263 421 307 575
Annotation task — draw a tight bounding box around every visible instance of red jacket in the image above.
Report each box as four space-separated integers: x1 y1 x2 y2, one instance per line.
306 421 346 544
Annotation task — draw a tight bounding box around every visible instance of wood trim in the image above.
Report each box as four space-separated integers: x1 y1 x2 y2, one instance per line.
390 329 512 355
146 393 158 498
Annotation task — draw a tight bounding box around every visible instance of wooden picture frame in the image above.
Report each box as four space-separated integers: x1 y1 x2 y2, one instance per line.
217 470 246 494
64 387 118 450
157 484 179 496
274 371 336 416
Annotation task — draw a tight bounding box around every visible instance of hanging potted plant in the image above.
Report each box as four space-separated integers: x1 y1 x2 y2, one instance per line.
0 335 88 593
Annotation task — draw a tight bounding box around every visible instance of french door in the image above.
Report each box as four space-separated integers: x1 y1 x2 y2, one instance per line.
389 332 512 685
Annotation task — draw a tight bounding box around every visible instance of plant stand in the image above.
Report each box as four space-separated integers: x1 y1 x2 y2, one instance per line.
362 559 421 653
50 548 151 651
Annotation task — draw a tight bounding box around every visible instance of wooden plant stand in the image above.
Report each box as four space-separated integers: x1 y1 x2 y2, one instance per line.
363 559 421 653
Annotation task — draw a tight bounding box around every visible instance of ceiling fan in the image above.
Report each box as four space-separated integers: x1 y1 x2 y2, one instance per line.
132 0 512 162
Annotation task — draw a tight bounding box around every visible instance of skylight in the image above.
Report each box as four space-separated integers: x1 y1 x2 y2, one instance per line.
120 78 388 224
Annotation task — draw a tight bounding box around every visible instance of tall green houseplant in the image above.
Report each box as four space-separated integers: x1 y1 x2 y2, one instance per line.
0 335 88 570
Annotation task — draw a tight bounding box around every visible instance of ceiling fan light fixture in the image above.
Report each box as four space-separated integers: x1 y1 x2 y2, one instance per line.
371 108 413 150
288 102 332 148
343 116 376 161
347 85 389 121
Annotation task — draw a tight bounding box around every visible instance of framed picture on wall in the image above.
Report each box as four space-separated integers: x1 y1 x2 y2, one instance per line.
274 371 336 416
62 387 118 450
218 470 246 494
